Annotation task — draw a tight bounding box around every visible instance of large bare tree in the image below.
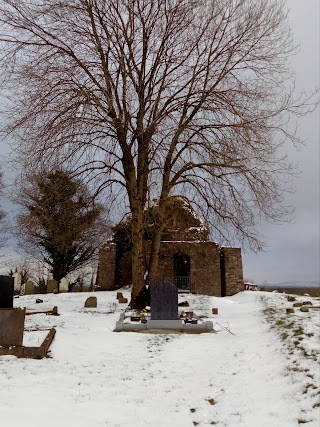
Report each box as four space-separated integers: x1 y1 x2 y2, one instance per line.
0 0 314 306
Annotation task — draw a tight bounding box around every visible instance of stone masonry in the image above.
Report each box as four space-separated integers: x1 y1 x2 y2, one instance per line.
97 240 243 297
96 198 244 296
220 247 244 296
97 242 116 291
144 241 222 296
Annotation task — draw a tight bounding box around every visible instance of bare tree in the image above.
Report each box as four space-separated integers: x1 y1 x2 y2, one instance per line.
7 258 32 285
0 171 7 251
0 0 315 306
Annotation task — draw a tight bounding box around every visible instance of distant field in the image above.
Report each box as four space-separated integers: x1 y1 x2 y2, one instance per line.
259 286 320 297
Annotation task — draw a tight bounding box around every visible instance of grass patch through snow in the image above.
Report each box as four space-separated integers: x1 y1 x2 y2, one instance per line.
260 293 320 424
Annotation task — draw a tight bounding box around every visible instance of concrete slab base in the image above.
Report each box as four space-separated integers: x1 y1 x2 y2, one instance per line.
114 318 214 333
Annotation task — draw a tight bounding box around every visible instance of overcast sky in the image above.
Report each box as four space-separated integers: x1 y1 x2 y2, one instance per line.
0 0 319 284
243 0 320 284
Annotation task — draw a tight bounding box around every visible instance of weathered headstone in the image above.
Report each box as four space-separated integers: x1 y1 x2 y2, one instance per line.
13 272 22 293
47 279 58 294
0 308 25 347
178 300 190 307
0 275 14 308
116 292 123 300
84 296 97 308
293 302 303 307
59 277 69 293
150 282 178 320
24 280 36 295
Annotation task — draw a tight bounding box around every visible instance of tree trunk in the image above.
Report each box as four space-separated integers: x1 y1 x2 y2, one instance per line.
130 204 146 308
51 260 67 292
147 222 165 287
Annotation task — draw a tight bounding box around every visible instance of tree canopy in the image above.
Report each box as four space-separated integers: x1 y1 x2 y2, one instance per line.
18 170 106 285
0 0 315 305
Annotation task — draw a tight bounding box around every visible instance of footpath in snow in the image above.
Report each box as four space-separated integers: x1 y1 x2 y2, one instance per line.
0 290 319 427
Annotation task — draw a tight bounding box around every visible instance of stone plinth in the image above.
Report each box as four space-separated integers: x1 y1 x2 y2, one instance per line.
147 320 183 329
114 316 214 333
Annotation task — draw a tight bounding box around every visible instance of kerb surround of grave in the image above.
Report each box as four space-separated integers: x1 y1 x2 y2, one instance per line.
0 275 56 359
114 282 214 333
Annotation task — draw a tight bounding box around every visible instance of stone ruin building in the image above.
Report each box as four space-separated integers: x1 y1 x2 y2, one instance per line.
97 198 244 297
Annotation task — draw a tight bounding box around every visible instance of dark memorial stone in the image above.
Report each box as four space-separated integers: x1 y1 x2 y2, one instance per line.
151 282 178 320
0 275 14 308
0 308 25 347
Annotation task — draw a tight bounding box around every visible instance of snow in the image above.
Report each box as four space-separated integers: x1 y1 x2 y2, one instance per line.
1 290 319 427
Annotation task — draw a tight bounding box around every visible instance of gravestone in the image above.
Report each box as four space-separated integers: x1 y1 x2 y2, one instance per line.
47 279 58 293
24 280 36 295
150 282 178 320
0 275 14 308
0 308 25 347
59 277 69 293
84 296 97 308
13 272 22 293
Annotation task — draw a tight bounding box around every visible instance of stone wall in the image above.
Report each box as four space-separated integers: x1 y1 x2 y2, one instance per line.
97 242 116 290
191 242 221 296
144 241 221 296
220 247 244 296
98 240 243 297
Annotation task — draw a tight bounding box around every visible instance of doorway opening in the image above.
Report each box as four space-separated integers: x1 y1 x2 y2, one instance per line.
174 253 190 290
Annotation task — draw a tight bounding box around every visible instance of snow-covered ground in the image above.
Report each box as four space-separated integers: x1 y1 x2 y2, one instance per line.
0 290 319 427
